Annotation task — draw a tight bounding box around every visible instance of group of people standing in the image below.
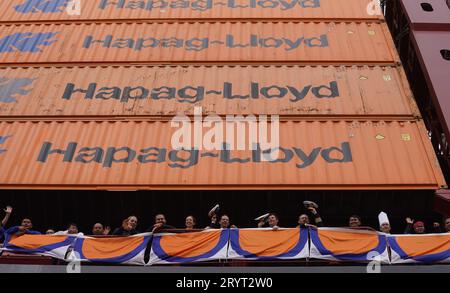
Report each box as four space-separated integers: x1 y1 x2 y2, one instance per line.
1 204 450 241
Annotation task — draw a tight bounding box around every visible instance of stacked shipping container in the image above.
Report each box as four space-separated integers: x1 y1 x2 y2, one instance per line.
0 0 445 192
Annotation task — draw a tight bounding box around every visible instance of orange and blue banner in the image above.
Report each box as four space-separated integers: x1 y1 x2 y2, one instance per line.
149 229 229 265
4 228 450 265
69 233 151 265
309 227 389 263
227 228 309 260
388 233 450 264
1 234 75 260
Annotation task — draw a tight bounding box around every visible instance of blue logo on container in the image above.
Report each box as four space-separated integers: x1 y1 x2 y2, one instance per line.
14 0 69 13
0 32 58 53
0 77 35 103
0 135 12 155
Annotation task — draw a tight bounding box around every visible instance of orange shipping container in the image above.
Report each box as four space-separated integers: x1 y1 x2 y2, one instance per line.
0 21 399 65
0 65 418 117
0 0 382 22
0 120 444 190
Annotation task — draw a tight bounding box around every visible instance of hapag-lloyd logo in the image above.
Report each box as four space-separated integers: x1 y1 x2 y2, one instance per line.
1 77 339 104
36 108 353 169
0 77 35 103
62 81 339 103
0 135 12 155
98 0 321 11
14 0 81 15
83 34 329 52
14 0 70 13
0 32 327 54
37 140 353 169
0 32 58 53
13 0 321 13
36 139 353 169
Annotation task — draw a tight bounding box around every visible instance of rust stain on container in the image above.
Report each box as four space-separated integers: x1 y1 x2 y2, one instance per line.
0 0 382 22
0 65 419 117
0 21 398 64
0 120 444 190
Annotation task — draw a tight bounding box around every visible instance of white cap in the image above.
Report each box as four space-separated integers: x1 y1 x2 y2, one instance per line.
378 211 390 226
208 204 220 216
303 201 319 209
255 213 270 221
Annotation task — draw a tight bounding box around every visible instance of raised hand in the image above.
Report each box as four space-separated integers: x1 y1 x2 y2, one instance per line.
122 219 130 231
152 222 163 233
257 219 265 228
307 207 317 215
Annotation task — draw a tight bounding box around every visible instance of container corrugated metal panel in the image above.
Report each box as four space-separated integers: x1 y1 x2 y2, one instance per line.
0 65 419 117
0 120 445 190
0 0 382 22
0 21 399 65
400 0 450 30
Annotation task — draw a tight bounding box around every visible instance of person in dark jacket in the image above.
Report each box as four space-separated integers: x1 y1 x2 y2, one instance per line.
92 223 111 236
206 213 221 229
257 213 281 230
267 213 280 230
218 214 237 229
404 217 426 234
0 226 4 243
112 216 139 236
148 214 175 233
429 217 450 233
297 206 324 228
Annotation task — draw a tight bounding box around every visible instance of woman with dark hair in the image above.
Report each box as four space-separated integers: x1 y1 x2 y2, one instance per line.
185 215 196 230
